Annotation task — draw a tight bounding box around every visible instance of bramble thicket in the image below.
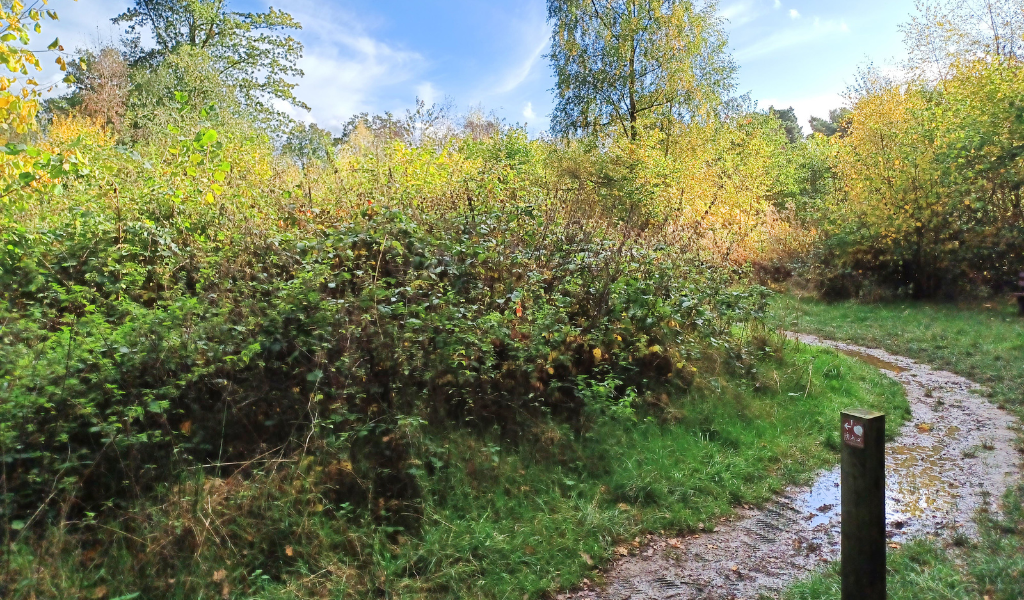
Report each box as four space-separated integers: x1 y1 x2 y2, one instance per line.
1 0 1022 598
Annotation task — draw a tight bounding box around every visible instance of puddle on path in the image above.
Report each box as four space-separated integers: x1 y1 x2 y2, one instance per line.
838 348 907 374
570 334 1020 600
793 425 963 541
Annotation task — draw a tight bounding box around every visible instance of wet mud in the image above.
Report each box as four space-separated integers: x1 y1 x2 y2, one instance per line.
563 333 1020 600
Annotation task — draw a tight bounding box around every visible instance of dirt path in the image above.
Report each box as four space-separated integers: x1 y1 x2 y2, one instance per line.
562 334 1021 600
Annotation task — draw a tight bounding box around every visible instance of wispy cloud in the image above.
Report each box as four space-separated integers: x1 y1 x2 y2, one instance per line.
735 17 850 62
774 0 782 8
789 9 801 19
488 26 549 96
721 1 762 28
282 0 427 130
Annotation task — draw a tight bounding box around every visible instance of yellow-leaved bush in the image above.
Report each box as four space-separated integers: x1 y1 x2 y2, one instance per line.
810 58 1024 298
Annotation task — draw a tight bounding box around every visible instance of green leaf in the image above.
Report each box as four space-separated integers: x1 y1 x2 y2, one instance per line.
47 37 59 50
201 129 218 146
17 172 35 185
10 520 25 530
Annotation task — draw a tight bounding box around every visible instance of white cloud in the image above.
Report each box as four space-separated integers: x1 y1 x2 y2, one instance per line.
293 39 425 129
28 0 131 93
789 9 801 19
774 0 782 8
416 82 440 106
523 102 536 120
280 1 428 130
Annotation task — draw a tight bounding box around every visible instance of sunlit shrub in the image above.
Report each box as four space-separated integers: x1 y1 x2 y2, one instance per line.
808 59 1024 298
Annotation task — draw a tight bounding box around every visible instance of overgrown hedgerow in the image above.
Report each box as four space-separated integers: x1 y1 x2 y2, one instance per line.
0 201 768 529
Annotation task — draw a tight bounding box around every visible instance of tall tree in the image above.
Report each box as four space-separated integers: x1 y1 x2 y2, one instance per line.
79 47 131 128
114 0 306 122
809 107 852 138
901 0 1024 77
547 0 735 140
768 105 802 143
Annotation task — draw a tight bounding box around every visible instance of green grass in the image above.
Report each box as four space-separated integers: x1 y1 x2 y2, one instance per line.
769 295 1024 408
771 294 1024 600
7 340 908 599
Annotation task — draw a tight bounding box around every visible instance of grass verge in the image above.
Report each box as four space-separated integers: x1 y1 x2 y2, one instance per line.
5 340 907 599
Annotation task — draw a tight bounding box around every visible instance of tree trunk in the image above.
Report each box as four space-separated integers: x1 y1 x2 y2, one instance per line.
628 38 638 141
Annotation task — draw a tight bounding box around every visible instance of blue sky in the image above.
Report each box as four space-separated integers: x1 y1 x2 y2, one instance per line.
47 0 919 135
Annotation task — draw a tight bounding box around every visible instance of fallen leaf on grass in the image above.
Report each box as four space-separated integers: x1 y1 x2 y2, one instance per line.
613 545 629 556
285 545 294 557
212 569 227 583
580 552 594 566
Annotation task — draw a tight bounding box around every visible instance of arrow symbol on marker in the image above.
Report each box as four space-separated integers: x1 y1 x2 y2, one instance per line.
844 422 852 431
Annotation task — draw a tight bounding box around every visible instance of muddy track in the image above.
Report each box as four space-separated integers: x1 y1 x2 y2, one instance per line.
561 334 1021 600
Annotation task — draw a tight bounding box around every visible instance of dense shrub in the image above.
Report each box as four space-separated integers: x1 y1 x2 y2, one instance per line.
805 59 1024 299
0 198 768 527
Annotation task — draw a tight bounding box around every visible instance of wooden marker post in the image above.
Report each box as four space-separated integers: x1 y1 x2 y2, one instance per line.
841 409 886 600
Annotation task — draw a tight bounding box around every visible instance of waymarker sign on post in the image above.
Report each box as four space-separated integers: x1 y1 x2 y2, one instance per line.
841 408 886 600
